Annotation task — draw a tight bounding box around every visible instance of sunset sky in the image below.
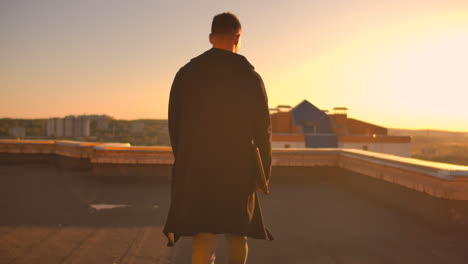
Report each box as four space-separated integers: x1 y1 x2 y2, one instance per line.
1 0 467 131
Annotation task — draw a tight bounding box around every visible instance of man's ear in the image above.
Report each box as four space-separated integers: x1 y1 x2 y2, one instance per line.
234 34 241 45
209 33 214 45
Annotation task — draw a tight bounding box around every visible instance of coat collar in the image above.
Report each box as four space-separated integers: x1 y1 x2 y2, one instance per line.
190 48 255 70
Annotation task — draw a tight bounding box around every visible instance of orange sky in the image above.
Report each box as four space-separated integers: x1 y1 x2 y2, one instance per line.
1 1 467 131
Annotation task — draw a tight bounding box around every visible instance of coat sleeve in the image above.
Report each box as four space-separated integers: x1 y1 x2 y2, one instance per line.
251 70 272 182
168 68 184 157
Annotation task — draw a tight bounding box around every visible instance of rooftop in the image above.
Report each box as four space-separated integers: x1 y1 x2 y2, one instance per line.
1 140 468 263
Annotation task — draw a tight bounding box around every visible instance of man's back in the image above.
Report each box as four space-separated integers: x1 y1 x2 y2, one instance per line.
171 48 265 172
164 47 272 245
163 13 272 264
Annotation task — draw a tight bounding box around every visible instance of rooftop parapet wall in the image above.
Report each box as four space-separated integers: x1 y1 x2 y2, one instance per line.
91 146 173 165
338 149 468 200
55 140 102 159
1 140 468 200
0 140 56 154
272 148 340 167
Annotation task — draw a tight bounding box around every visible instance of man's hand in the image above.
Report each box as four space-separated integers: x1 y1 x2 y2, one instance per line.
256 183 263 192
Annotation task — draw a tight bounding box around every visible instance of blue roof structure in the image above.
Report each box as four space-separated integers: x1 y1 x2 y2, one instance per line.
290 100 337 147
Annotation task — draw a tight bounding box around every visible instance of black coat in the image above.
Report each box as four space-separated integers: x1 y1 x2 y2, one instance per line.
163 48 273 246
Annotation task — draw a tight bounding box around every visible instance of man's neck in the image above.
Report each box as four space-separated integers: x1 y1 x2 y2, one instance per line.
212 44 237 53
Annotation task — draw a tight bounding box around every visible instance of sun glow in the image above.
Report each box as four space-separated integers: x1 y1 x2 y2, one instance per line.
266 10 468 131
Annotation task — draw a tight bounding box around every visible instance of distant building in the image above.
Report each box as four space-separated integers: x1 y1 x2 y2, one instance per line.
64 115 74 137
47 118 64 137
271 134 305 148
270 106 304 148
74 116 90 137
78 115 113 130
8 127 26 138
270 100 412 157
47 115 90 138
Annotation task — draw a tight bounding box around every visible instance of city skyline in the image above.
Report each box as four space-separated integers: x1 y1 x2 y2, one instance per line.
1 0 467 132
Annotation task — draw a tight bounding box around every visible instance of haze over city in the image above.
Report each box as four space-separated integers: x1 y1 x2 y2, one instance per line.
1 0 467 131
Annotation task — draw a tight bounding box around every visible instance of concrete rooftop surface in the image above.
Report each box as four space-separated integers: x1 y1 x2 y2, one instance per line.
2 161 468 264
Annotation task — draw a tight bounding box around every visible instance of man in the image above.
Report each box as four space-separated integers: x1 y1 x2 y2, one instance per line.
163 12 273 264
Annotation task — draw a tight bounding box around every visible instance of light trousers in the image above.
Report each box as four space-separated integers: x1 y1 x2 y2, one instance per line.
192 232 248 264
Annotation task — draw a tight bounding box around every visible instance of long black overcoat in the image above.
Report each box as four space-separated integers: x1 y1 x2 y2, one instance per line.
163 48 273 246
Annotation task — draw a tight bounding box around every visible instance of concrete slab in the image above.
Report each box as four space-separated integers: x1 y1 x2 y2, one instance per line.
1 163 468 263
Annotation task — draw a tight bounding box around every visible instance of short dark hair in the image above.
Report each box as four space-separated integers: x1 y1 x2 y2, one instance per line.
211 12 242 35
